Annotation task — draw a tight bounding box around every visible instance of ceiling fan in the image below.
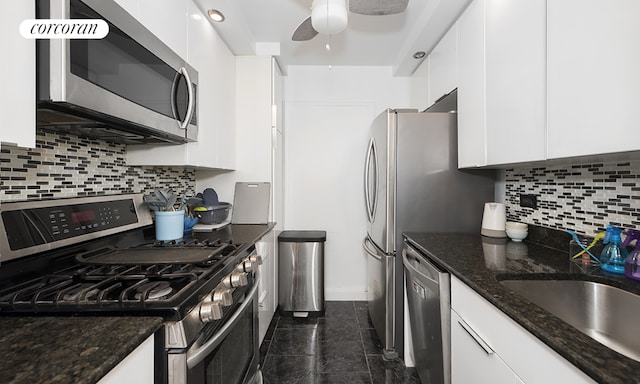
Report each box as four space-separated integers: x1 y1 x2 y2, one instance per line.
291 0 409 41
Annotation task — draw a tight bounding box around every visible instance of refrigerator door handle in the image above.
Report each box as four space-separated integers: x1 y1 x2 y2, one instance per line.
363 237 383 261
364 137 377 223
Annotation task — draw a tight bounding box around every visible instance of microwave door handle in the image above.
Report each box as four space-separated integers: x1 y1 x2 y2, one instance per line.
179 67 195 130
170 71 180 123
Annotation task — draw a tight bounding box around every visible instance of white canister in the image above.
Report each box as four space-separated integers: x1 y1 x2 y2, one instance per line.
481 202 507 238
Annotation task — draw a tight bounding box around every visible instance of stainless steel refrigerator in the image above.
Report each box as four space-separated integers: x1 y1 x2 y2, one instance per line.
362 101 495 359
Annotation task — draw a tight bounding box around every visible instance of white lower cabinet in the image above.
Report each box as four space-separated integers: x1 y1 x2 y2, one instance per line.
451 309 519 384
256 230 277 345
97 334 154 384
450 276 594 383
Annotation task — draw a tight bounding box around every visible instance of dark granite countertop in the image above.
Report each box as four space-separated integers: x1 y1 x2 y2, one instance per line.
403 232 640 384
0 316 162 384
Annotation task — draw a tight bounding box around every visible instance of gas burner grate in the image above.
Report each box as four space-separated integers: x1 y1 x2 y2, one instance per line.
0 261 216 307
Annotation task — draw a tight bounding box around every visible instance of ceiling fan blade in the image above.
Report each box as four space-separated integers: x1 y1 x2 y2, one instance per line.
292 16 319 41
348 0 409 15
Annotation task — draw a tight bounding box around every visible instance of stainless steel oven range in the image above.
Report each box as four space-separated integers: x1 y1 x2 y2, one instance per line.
0 194 264 384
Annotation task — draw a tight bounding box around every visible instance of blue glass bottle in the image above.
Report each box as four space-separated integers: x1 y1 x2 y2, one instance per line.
600 225 628 274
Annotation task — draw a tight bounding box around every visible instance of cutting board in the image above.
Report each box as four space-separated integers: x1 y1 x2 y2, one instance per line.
231 182 271 224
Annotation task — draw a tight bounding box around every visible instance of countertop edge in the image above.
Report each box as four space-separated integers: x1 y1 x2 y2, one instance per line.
403 233 640 384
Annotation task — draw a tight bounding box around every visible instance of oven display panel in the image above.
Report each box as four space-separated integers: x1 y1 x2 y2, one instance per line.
2 199 139 250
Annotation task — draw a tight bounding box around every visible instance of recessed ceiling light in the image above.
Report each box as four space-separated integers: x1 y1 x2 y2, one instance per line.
413 51 426 59
207 9 225 22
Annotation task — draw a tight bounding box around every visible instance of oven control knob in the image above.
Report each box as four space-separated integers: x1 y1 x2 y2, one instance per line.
211 289 233 306
200 302 223 323
236 259 256 273
249 254 263 266
223 272 248 288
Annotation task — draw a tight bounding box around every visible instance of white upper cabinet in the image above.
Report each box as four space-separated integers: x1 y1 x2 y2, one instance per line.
457 0 546 168
127 1 237 169
547 0 640 159
1 2 35 148
457 0 486 168
485 0 546 165
429 24 458 106
137 0 188 59
410 24 458 112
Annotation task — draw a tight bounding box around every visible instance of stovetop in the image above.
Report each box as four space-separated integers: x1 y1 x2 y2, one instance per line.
0 235 249 320
0 194 261 320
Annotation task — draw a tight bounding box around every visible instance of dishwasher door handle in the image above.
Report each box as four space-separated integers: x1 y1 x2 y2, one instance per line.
402 246 441 286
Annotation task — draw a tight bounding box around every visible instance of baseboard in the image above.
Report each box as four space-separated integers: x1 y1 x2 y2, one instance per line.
324 289 367 301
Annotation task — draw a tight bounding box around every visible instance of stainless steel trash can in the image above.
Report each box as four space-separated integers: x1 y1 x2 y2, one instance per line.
278 230 326 317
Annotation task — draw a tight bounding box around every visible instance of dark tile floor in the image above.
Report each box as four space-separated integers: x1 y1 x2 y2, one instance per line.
260 301 420 384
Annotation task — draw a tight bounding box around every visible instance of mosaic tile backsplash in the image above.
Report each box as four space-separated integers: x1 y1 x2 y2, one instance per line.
0 130 196 202
506 161 640 236
2 131 639 239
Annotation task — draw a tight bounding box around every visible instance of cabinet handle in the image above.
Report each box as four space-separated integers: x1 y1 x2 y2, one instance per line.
457 319 495 355
258 290 268 306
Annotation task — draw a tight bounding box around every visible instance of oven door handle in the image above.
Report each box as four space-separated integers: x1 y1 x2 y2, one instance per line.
186 282 259 369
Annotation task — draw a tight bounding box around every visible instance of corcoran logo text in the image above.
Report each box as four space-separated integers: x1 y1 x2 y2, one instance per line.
19 19 109 39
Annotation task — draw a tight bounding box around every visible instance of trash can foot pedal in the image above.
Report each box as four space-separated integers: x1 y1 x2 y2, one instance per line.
293 312 308 317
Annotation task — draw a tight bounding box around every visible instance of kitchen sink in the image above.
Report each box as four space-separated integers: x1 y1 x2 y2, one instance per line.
499 278 640 362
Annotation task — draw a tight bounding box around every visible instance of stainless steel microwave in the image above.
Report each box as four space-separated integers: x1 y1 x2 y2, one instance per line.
36 0 198 144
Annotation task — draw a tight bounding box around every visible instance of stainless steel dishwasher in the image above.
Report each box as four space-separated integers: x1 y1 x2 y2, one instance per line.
403 240 451 384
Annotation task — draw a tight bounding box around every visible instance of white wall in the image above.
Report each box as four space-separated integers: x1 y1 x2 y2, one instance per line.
284 66 411 300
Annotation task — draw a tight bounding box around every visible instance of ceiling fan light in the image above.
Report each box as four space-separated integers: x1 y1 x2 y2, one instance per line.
311 0 348 35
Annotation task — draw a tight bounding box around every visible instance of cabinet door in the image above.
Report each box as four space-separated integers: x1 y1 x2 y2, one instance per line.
451 309 518 384
0 2 35 148
138 0 188 59
485 0 545 165
547 0 640 159
429 24 458 106
457 0 486 168
97 335 154 384
451 276 594 383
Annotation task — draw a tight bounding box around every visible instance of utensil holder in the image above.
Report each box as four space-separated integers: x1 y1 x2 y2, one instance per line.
155 210 185 241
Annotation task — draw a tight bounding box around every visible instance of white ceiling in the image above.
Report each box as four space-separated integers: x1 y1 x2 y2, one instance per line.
193 0 472 76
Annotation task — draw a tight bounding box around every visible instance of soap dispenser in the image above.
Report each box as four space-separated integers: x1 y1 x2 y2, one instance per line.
623 229 640 280
600 225 628 274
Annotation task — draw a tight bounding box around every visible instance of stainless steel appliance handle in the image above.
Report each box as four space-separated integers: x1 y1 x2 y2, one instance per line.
363 237 383 261
457 317 495 355
179 67 195 130
186 282 259 368
170 71 179 123
364 137 377 223
402 246 440 286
